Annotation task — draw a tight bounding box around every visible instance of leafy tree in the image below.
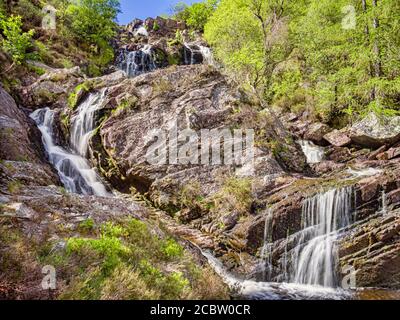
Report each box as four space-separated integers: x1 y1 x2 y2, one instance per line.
0 13 34 66
65 0 120 46
173 0 218 32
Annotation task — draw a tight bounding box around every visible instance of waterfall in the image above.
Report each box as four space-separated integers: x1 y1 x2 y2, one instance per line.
134 25 148 37
30 92 109 197
70 89 106 157
117 45 157 77
299 140 324 164
261 209 274 280
184 43 214 66
290 187 355 287
203 251 349 300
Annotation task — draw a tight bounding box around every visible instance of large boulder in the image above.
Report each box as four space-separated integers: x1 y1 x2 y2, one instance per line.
303 122 332 144
324 129 351 147
20 67 85 109
350 113 400 148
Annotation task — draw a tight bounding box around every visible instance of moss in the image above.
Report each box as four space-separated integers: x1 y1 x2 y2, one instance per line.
112 96 138 116
78 218 96 234
7 180 22 194
68 81 93 110
167 54 180 66
153 78 173 96
34 88 58 104
153 20 160 31
27 64 45 76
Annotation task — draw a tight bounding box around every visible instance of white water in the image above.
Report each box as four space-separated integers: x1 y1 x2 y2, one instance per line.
261 209 274 280
299 140 325 164
291 187 355 287
134 25 148 37
184 43 214 66
203 252 349 300
71 89 106 157
30 93 109 196
117 45 157 77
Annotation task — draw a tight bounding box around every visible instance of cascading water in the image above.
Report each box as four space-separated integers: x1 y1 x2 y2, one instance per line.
30 91 109 197
71 89 106 157
261 187 355 288
184 43 214 66
134 25 148 37
290 187 354 287
117 45 157 77
261 209 274 280
299 140 325 164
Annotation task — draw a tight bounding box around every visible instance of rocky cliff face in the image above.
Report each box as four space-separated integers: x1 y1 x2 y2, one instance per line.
1 16 400 299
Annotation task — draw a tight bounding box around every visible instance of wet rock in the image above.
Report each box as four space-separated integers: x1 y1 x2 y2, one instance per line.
312 160 346 174
0 86 57 180
326 147 353 163
350 113 400 148
323 129 351 147
357 176 382 202
387 189 400 206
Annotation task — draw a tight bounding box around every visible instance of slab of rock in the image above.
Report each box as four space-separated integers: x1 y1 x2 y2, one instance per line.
323 129 351 147
350 113 400 148
303 122 332 144
339 212 400 289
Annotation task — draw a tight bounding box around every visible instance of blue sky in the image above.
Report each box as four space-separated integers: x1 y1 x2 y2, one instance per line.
118 0 200 25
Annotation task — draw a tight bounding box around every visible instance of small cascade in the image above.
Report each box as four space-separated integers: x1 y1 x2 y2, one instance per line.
70 89 106 157
299 140 325 164
290 187 355 287
203 251 349 300
134 25 148 37
261 209 274 280
117 45 157 77
184 43 214 66
30 92 109 197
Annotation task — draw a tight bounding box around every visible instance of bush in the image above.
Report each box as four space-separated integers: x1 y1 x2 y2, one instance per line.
173 0 218 32
0 14 34 65
65 0 120 46
57 218 227 300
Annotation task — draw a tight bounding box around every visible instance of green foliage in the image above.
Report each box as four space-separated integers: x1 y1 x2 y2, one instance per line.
161 239 184 260
204 0 266 87
78 218 96 233
68 81 93 109
205 0 400 124
7 180 22 194
65 0 120 46
0 14 34 64
60 218 206 300
173 0 218 32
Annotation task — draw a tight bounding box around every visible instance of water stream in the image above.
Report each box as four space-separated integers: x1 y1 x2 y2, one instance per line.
117 45 157 77
299 140 325 164
30 91 109 196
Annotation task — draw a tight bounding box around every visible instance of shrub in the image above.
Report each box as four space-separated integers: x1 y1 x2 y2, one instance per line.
0 14 34 65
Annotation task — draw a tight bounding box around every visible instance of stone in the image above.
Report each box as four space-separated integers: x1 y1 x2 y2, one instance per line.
303 122 332 144
350 113 400 148
323 129 351 147
386 147 400 160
